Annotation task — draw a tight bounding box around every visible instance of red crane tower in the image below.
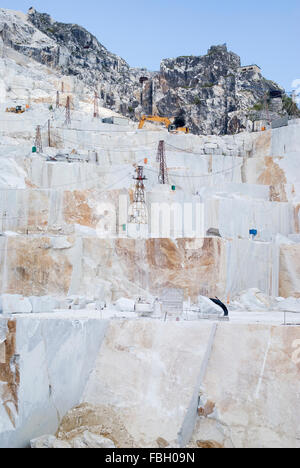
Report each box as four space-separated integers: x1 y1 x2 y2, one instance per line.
65 96 71 125
34 125 43 153
128 166 148 225
156 140 169 185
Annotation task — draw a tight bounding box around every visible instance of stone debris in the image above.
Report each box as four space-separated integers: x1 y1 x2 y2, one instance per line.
0 288 298 324
31 432 115 449
156 437 169 448
31 435 71 449
72 432 115 449
197 399 216 418
196 440 224 449
55 403 136 448
230 288 274 311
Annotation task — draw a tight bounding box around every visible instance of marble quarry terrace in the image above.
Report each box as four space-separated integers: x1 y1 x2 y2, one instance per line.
0 9 300 450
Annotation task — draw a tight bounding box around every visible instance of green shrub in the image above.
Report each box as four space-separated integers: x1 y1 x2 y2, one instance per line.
200 83 214 88
250 102 264 111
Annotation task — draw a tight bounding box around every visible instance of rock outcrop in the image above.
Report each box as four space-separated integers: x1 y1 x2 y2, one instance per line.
144 45 286 135
0 8 149 118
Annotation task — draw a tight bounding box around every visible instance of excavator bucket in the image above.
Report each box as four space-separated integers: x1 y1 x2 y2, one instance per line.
138 117 146 129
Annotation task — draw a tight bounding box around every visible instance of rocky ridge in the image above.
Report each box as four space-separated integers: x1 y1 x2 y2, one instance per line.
0 7 298 135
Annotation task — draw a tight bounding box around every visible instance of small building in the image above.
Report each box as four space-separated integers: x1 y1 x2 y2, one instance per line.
239 65 261 74
102 116 129 126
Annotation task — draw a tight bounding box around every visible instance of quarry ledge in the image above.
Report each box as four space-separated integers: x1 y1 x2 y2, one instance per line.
4 308 300 326
2 313 300 333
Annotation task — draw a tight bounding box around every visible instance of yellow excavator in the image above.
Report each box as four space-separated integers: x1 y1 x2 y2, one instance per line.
6 105 25 114
138 115 189 134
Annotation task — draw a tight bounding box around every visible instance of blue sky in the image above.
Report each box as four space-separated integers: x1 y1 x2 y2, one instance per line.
1 0 299 91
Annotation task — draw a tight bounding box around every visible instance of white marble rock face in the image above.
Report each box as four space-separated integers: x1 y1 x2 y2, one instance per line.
0 316 108 448
23 320 300 449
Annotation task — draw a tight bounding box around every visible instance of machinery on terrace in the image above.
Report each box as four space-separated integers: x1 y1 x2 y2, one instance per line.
5 105 25 114
138 115 189 134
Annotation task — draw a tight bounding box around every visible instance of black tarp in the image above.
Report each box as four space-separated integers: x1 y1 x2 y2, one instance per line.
210 298 229 317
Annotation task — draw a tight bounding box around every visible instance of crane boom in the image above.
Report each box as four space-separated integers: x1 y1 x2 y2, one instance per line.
138 115 172 130
138 115 189 133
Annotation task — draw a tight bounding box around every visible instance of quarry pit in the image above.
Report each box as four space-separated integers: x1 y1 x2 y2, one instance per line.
0 7 300 449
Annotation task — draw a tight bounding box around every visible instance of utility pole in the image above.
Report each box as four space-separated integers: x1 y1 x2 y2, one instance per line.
292 90 298 105
264 92 271 124
93 91 99 118
156 140 169 185
128 166 148 225
0 30 5 59
61 82 64 93
35 125 43 153
27 90 31 109
3 211 6 233
65 96 71 125
48 119 51 147
56 90 60 108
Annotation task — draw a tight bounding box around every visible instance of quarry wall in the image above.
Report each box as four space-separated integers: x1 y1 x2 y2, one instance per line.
0 236 284 301
83 321 300 448
0 315 108 448
1 317 299 448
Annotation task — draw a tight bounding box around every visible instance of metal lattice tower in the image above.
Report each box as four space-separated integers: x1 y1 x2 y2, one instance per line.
264 92 271 124
156 140 169 184
93 91 99 118
65 96 71 125
0 30 5 59
56 91 60 108
35 125 43 153
128 166 148 225
133 166 147 204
